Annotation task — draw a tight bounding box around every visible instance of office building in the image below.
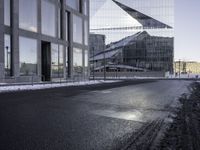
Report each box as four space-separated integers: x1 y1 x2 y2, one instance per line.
0 0 89 83
90 0 174 73
91 31 173 72
89 33 105 56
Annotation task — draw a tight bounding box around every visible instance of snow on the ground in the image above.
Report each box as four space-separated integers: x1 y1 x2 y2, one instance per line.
91 77 162 79
168 73 200 79
0 80 120 93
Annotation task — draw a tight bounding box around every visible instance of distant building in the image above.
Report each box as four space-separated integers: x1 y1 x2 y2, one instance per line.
89 34 106 56
174 61 200 74
90 31 173 73
0 0 89 83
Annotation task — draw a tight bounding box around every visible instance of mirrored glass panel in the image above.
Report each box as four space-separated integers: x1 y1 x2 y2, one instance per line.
42 0 56 37
51 44 64 78
19 37 37 76
73 48 83 75
59 45 64 78
66 12 69 41
84 49 89 76
90 0 174 73
58 8 61 39
66 47 69 76
4 0 10 26
73 15 83 44
84 20 88 45
66 0 79 11
83 0 88 15
51 44 59 78
4 34 11 76
19 0 37 32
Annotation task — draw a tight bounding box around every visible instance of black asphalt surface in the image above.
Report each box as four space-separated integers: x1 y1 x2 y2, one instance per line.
0 80 155 150
0 80 191 150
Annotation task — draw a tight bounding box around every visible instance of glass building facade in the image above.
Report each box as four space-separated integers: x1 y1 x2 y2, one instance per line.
90 0 174 44
4 0 10 26
4 34 11 76
0 0 89 83
19 0 38 32
90 0 174 73
41 0 56 37
19 37 37 76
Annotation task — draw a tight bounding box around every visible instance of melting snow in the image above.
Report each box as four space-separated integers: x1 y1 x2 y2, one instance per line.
0 80 120 93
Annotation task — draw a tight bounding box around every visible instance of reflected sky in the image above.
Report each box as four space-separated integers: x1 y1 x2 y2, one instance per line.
90 0 174 44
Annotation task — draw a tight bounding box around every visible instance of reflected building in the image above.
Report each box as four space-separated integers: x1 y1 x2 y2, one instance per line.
91 31 173 72
0 0 89 83
89 34 106 56
90 0 174 73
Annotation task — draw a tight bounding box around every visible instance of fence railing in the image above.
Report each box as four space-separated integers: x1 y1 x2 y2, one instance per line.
0 75 91 87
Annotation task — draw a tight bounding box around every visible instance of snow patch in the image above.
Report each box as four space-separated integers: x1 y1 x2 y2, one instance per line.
0 80 120 93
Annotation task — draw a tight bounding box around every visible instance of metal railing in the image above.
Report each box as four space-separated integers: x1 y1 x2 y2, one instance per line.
0 75 90 87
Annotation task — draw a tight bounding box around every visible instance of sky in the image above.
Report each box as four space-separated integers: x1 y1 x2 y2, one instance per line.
175 0 200 62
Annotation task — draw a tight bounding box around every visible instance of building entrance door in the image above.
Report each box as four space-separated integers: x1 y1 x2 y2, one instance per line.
41 41 51 81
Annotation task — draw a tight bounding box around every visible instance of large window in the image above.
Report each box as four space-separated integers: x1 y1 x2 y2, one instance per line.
83 0 88 15
84 49 89 76
73 48 83 75
19 37 37 76
4 0 10 26
66 0 80 11
73 15 83 44
51 44 64 78
4 34 11 76
42 0 56 37
84 20 88 45
66 47 69 76
66 12 69 41
58 8 61 39
19 0 37 32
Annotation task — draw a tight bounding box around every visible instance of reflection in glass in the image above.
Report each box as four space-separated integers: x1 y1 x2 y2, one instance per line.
66 12 69 41
19 37 37 76
73 48 83 75
19 0 37 32
84 50 89 76
4 0 10 26
42 0 56 37
58 7 61 39
83 0 88 15
90 0 174 44
66 47 69 76
51 44 64 78
73 15 83 44
84 20 88 45
59 45 64 78
4 34 11 76
90 0 174 73
66 0 79 11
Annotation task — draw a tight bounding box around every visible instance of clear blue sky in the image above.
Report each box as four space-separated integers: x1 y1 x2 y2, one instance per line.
175 0 200 62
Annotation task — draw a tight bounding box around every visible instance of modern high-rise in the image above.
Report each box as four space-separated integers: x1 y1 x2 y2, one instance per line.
0 0 89 83
90 0 174 73
89 33 106 56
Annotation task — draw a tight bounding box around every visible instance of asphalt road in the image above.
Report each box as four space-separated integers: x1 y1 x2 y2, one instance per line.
0 80 191 150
